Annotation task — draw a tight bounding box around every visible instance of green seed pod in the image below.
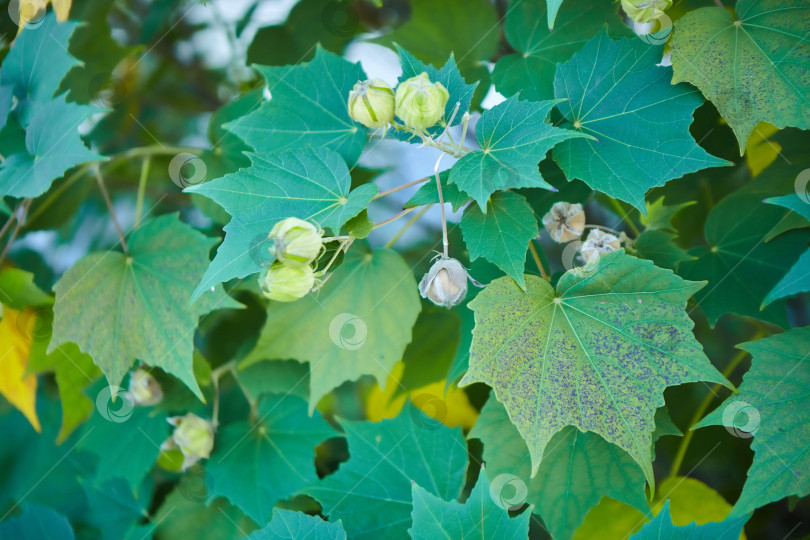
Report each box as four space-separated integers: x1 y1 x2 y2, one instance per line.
419 257 470 308
165 413 215 470
621 0 672 24
395 73 449 131
269 217 323 268
348 78 395 129
128 368 163 406
260 263 315 302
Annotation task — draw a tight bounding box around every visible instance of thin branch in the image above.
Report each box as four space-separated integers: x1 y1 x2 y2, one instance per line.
372 206 417 229
371 177 427 200
0 199 31 267
386 205 432 249
434 153 449 258
94 165 128 253
528 239 549 281
135 156 151 230
714 0 724 7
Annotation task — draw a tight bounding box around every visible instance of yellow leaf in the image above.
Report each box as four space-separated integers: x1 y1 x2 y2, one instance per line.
15 0 71 30
366 362 478 429
745 122 781 177
50 0 71 21
0 307 41 432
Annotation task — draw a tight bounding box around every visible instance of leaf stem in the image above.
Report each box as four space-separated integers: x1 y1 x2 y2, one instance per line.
373 206 417 229
528 239 549 281
608 198 641 236
371 178 427 200
93 165 128 253
434 154 449 257
585 223 625 237
135 156 151 230
666 337 761 480
0 199 31 267
385 205 432 249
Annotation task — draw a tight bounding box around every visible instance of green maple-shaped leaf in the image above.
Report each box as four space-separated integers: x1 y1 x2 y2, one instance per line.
28 342 101 443
227 47 367 166
244 508 346 540
762 249 810 306
303 406 468 540
553 32 731 212
369 0 498 104
459 250 730 488
78 405 168 492
0 268 53 310
670 0 810 153
762 194 810 305
449 96 587 210
206 394 339 524
0 13 79 124
409 466 531 540
678 191 809 328
469 397 649 540
242 247 421 411
634 229 695 271
0 96 105 198
50 214 240 400
0 505 75 540
694 327 810 515
492 0 630 101
404 171 470 213
154 479 258 539
630 501 747 540
460 191 538 289
186 147 377 301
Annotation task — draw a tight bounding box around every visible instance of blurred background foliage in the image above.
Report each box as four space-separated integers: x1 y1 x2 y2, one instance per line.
0 0 808 539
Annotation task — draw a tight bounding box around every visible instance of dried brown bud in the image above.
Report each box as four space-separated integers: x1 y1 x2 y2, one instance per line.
580 229 621 264
542 202 585 243
419 257 471 308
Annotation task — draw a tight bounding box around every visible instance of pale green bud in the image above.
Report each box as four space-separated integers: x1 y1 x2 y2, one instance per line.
165 413 214 470
348 78 395 129
128 368 163 406
269 217 323 268
395 73 449 131
260 263 315 302
622 0 672 24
